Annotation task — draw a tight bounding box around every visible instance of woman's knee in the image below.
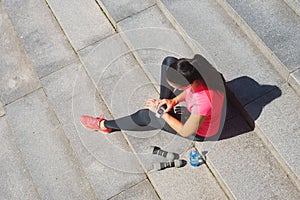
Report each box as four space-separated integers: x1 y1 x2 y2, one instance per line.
131 109 152 126
162 56 178 66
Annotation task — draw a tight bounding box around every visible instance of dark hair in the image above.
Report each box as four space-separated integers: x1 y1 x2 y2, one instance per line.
166 59 203 87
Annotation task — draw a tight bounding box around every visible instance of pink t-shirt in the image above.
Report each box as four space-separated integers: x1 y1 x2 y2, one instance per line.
185 82 224 137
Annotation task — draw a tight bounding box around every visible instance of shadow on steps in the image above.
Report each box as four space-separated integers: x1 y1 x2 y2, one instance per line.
218 76 282 140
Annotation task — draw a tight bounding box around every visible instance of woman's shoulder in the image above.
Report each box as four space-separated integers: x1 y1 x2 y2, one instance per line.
193 89 212 105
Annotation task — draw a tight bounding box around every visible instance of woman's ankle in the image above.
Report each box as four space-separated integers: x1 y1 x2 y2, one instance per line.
99 120 108 130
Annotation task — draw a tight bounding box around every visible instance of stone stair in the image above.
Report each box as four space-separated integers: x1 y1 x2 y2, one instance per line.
157 0 300 197
102 1 299 199
0 1 97 199
0 0 299 200
283 0 300 17
216 0 300 97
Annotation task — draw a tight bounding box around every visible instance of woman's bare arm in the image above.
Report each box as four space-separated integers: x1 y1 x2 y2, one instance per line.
162 112 206 137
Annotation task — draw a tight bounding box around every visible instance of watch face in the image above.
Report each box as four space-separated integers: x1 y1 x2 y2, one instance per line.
156 106 166 118
157 108 164 115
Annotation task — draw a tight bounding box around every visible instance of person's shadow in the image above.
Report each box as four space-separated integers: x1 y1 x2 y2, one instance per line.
217 76 282 140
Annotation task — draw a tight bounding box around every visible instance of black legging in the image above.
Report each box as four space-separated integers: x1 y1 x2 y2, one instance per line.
104 57 205 141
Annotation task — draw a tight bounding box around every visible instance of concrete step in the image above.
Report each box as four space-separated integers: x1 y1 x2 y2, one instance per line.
5 89 98 200
2 0 298 199
1 1 104 199
117 5 194 86
97 0 156 23
216 0 300 97
198 118 300 200
41 61 148 199
0 116 41 199
2 0 153 198
77 5 230 198
159 0 299 197
1 2 96 198
99 0 300 198
109 180 160 200
45 0 115 51
283 0 300 17
2 0 78 78
0 101 5 117
0 2 41 105
245 83 300 190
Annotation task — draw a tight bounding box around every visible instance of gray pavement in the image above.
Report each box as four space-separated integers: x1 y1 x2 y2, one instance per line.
283 0 300 17
2 0 78 78
45 0 115 51
216 0 300 97
226 0 300 72
161 0 300 195
1 0 300 199
6 89 98 199
0 117 40 200
0 3 41 105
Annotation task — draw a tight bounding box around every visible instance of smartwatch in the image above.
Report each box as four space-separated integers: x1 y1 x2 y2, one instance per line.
155 105 166 118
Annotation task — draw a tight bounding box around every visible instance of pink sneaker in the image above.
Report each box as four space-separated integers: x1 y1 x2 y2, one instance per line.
80 114 112 133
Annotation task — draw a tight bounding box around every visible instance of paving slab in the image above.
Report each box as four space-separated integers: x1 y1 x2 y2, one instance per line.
148 149 228 200
289 68 300 97
203 130 300 200
98 0 155 22
161 0 300 194
78 34 133 88
245 83 300 188
0 101 5 117
0 116 40 200
225 0 300 72
160 0 285 104
117 5 194 84
283 0 300 16
2 0 77 78
5 89 97 200
0 3 41 105
46 0 115 51
41 62 146 199
110 179 160 200
79 34 159 117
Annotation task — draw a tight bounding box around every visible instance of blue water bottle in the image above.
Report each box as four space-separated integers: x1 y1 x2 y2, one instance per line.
190 148 200 167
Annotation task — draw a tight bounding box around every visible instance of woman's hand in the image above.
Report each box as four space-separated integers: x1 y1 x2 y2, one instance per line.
157 98 178 113
144 98 159 113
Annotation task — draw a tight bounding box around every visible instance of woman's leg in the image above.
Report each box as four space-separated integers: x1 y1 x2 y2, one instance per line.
160 56 180 99
104 109 168 132
103 56 180 132
104 107 191 136
103 56 190 135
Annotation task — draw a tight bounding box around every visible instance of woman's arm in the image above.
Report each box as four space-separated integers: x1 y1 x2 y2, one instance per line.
162 112 206 137
145 98 205 137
